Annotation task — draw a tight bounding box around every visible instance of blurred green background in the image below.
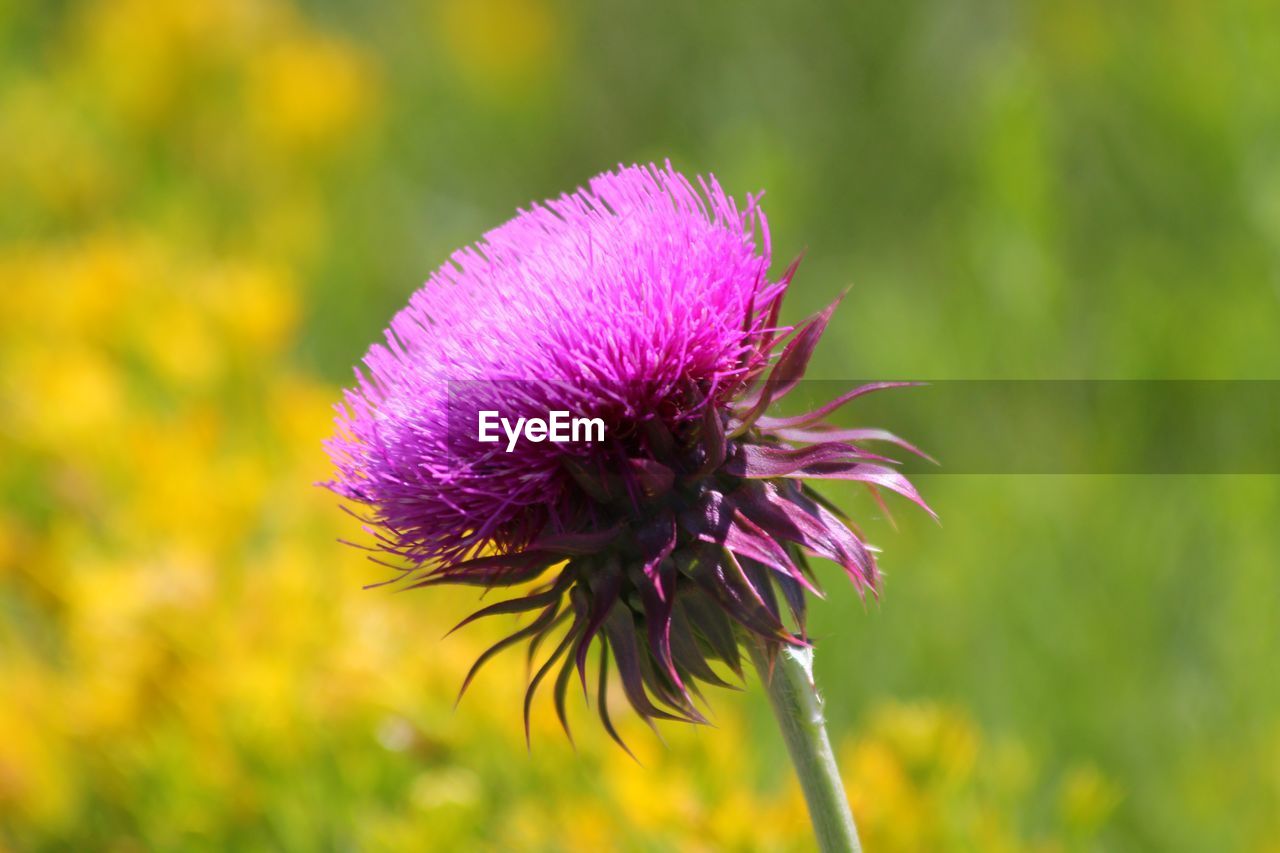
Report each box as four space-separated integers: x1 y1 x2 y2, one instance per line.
2 0 1277 850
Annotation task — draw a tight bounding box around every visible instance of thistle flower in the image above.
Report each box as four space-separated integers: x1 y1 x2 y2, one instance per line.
325 163 932 751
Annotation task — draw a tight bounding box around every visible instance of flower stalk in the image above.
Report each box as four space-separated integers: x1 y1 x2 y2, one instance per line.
748 638 861 853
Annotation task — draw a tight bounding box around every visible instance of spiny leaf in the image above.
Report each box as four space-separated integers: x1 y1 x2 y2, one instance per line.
602 607 687 723
754 381 925 430
456 602 562 706
447 569 572 637
596 639 635 761
524 625 578 748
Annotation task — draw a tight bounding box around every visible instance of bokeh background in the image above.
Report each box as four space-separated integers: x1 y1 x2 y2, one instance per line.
2 0 1278 850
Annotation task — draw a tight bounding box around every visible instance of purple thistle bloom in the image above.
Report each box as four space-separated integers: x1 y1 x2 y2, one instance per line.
326 162 932 747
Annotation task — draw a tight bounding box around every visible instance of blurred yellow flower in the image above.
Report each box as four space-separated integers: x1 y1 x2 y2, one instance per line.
0 514 18 578
248 32 377 152
74 0 257 126
0 667 73 832
436 0 558 94
845 702 1117 852
204 263 299 354
3 343 125 450
0 81 113 216
1058 763 1122 833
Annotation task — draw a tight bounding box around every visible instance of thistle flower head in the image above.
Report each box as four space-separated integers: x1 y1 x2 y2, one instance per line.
326 162 932 747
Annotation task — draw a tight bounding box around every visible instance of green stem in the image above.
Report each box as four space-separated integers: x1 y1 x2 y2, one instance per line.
748 639 862 853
